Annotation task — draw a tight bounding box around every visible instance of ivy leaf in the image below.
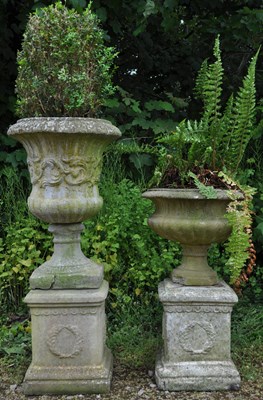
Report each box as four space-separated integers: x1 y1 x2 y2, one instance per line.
143 0 156 18
104 98 120 108
68 0 87 10
133 22 146 36
145 100 175 112
129 153 154 169
20 259 33 268
95 7 107 22
255 222 263 236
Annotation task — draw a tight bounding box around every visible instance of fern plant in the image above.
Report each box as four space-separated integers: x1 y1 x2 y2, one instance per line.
158 35 259 178
151 36 260 286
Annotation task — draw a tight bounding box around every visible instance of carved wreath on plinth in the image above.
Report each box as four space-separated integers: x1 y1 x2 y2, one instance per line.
179 321 216 355
28 156 101 188
47 324 83 359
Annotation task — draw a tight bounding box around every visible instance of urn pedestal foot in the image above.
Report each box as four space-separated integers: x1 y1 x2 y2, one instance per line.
23 281 112 395
171 245 219 286
156 279 240 392
30 223 103 290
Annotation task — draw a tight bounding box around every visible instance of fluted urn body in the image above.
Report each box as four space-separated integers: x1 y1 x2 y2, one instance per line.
8 117 121 223
143 188 241 286
8 117 121 289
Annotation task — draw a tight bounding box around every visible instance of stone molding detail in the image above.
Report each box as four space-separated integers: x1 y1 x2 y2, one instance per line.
47 325 83 359
28 156 101 188
179 321 216 355
31 308 98 316
164 305 231 313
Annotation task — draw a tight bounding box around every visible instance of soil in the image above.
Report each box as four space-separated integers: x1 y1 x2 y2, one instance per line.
160 167 238 190
1 362 262 400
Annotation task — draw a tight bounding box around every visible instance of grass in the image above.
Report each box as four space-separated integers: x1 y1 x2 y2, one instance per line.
107 295 263 384
107 298 163 369
231 299 263 382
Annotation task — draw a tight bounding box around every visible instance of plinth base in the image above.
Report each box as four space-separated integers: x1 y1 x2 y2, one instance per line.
156 354 240 391
24 347 112 395
23 281 112 395
156 279 240 391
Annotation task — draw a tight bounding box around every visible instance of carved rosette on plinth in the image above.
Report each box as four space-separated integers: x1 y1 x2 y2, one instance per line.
143 189 241 391
8 117 121 395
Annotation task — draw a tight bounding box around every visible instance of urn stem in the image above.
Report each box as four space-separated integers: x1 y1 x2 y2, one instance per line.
171 244 219 286
49 223 84 262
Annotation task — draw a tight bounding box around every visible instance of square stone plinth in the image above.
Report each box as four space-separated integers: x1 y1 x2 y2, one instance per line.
23 280 112 395
156 279 240 391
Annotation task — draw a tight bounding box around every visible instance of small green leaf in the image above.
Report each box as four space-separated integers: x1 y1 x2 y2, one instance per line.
20 259 33 267
145 100 175 112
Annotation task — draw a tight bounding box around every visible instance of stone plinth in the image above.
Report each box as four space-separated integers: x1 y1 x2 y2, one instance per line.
23 281 112 395
156 279 240 391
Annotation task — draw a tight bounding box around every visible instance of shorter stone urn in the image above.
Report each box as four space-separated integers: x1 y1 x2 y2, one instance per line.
143 188 241 392
8 117 121 395
142 188 242 286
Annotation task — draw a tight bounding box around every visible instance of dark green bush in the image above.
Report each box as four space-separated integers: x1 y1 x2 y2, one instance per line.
16 1 116 117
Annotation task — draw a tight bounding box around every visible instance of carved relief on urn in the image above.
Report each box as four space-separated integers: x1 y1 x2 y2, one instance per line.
8 117 121 223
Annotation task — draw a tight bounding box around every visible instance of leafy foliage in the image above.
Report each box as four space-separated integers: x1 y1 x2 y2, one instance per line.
221 176 257 284
148 37 260 286
82 178 181 308
0 170 180 313
187 171 217 199
16 1 116 117
104 86 186 138
158 36 259 178
107 300 162 368
0 219 52 311
0 319 31 367
232 301 263 381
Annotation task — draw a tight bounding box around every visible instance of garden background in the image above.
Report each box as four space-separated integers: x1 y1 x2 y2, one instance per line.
0 0 262 395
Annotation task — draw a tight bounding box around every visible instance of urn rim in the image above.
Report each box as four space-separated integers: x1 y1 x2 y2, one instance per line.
7 117 121 138
142 188 244 201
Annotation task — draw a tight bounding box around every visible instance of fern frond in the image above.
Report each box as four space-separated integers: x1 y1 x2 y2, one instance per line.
188 172 217 198
218 94 234 167
219 173 256 284
202 36 223 126
225 202 252 284
190 36 224 169
194 59 208 101
224 49 259 174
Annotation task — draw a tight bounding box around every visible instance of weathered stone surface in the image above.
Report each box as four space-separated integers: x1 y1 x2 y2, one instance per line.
7 117 121 224
23 281 112 395
30 223 103 289
156 356 240 391
143 189 243 286
7 117 120 396
8 117 121 290
156 279 240 391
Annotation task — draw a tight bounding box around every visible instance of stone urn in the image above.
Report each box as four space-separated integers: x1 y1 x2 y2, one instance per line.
8 117 121 290
142 188 242 286
8 117 121 395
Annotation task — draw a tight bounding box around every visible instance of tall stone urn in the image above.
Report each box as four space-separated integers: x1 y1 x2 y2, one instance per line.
8 117 121 395
142 188 241 391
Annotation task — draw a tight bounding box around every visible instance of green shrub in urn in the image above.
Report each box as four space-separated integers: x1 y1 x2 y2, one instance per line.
16 1 116 117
